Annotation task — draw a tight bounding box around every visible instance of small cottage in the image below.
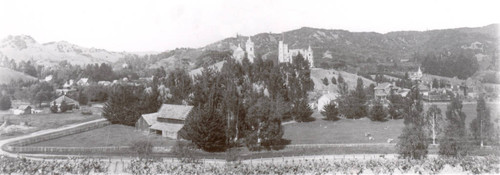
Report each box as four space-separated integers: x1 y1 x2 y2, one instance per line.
50 95 80 110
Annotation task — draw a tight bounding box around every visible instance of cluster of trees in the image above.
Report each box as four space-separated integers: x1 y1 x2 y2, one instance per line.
336 76 368 119
181 54 314 152
102 53 314 152
397 85 496 159
421 52 479 79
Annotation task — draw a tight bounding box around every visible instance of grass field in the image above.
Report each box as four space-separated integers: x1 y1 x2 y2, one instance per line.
284 102 500 145
0 110 103 140
27 124 176 147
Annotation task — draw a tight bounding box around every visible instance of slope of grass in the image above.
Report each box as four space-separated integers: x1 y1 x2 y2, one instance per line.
0 67 37 84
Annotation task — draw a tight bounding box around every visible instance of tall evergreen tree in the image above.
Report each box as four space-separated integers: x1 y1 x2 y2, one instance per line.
370 100 387 121
102 85 142 126
439 97 469 157
397 84 428 159
352 78 367 118
470 95 493 147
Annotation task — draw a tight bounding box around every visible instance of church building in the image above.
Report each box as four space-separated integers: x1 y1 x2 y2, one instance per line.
278 41 314 68
232 37 255 63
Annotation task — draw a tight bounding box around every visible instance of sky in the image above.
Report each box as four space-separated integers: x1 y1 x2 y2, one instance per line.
0 0 498 52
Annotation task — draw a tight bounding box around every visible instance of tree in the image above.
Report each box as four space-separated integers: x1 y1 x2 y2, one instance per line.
0 96 11 110
245 96 286 150
337 73 344 84
163 68 193 104
331 76 337 85
60 100 68 113
30 82 55 107
397 85 428 159
77 90 88 106
439 97 469 157
50 101 58 113
291 99 313 122
102 85 142 126
322 77 329 86
351 78 367 119
470 95 493 147
432 78 439 89
424 105 444 145
321 102 339 121
370 100 387 122
184 100 227 152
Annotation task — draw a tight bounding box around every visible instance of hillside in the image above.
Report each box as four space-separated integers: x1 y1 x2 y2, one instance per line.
0 35 132 66
0 67 37 84
310 68 375 93
144 24 497 76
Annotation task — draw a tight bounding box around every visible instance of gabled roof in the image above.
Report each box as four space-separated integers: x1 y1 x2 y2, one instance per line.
18 105 31 109
51 95 79 105
156 104 193 120
141 113 159 126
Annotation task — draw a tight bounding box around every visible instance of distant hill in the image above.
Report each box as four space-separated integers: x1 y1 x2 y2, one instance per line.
0 67 37 84
144 24 498 75
0 35 132 66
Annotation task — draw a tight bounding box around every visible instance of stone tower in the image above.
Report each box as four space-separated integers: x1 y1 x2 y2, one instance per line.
245 37 255 63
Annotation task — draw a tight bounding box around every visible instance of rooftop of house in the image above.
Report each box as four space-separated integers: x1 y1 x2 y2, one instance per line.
156 104 194 120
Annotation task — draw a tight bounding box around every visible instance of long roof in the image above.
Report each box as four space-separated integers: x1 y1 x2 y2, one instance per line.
51 95 79 105
156 104 193 120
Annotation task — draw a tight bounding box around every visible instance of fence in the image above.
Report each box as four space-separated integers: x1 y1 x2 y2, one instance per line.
5 120 114 153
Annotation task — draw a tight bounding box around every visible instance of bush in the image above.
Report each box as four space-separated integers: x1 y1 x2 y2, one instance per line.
0 96 11 110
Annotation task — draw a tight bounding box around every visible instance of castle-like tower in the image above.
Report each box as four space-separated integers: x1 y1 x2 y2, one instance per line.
233 37 255 63
245 37 255 63
278 41 314 67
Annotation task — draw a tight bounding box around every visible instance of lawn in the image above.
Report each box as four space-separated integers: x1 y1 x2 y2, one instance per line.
0 110 103 140
27 124 176 147
285 102 499 145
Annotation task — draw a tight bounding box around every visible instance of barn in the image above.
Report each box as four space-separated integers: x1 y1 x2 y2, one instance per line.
135 104 193 139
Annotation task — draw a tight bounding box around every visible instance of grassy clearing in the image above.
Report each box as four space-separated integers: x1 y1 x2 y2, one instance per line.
0 111 102 140
284 117 404 144
27 124 176 147
286 102 499 145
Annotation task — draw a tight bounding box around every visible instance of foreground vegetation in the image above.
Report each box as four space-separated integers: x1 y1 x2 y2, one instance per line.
0 157 108 174
127 156 500 175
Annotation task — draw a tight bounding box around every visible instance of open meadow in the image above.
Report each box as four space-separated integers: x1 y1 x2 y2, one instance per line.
27 124 176 147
